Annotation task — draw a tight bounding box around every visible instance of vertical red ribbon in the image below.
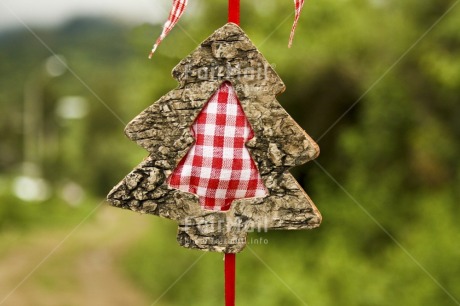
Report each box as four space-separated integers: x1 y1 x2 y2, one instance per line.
228 0 240 25
224 0 240 306
226 0 239 303
225 253 236 306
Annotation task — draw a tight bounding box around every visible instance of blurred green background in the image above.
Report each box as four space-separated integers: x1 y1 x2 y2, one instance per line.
1 0 459 305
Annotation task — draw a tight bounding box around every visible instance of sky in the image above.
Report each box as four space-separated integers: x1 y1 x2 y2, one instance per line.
0 0 170 31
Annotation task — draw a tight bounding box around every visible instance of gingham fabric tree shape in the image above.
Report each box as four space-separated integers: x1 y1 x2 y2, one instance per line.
107 23 321 253
168 82 268 211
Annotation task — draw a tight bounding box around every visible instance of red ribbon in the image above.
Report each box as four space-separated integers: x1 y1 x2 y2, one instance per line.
228 0 240 24
226 2 238 304
148 0 188 59
225 5 238 305
289 0 305 48
149 0 306 57
225 253 236 306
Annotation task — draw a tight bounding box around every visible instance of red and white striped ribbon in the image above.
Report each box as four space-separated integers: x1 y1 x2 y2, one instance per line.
289 0 305 48
148 0 188 59
149 0 306 58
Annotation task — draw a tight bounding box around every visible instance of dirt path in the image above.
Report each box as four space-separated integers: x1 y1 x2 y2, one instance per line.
0 205 153 306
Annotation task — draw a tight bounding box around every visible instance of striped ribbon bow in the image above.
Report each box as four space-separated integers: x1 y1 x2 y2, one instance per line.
149 0 306 58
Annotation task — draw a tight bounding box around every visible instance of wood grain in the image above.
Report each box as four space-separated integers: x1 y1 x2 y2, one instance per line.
107 23 321 253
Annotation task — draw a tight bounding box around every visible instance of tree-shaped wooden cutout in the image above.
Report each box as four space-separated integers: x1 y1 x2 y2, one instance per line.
107 23 321 253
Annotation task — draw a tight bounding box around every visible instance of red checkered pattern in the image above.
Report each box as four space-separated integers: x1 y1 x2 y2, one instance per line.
289 0 305 48
149 0 188 58
168 82 268 211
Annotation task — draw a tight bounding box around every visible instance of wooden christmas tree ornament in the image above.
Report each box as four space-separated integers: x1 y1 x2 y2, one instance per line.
107 1 320 305
107 22 321 252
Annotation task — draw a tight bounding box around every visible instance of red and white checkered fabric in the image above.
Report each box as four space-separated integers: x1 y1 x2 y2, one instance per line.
168 82 268 211
149 0 188 58
289 0 305 48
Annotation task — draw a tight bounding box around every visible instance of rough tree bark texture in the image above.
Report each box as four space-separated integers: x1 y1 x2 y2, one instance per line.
107 23 321 253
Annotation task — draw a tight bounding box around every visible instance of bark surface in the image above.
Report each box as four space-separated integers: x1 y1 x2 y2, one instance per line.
107 23 321 253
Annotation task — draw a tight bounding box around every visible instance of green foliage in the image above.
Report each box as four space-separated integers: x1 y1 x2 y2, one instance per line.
0 191 96 233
